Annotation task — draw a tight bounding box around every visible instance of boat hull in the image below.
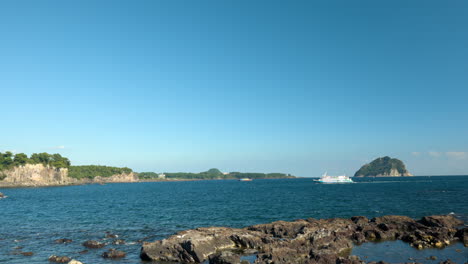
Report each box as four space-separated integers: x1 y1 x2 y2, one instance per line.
315 179 353 184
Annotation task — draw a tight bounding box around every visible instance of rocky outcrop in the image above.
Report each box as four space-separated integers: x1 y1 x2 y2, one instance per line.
0 164 138 187
102 248 126 259
141 215 464 264
82 240 105 249
93 172 138 183
209 251 242 264
48 255 71 263
0 164 76 187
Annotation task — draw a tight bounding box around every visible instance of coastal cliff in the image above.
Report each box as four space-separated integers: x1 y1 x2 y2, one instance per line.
354 156 413 177
93 172 139 183
0 164 77 187
0 163 136 187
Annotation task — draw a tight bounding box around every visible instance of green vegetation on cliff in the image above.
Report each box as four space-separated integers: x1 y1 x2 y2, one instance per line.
354 156 410 177
1 151 292 181
138 168 294 180
68 165 133 179
0 151 70 171
0 151 133 180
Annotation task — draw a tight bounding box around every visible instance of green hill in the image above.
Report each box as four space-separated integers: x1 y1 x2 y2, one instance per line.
354 156 412 177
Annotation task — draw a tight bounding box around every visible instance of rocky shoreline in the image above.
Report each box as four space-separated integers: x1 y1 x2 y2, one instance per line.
0 177 298 188
141 214 467 264
4 214 466 263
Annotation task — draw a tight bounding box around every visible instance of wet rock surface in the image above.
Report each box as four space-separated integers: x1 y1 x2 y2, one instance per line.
102 248 126 259
82 240 105 249
141 214 464 264
208 251 241 264
48 255 71 263
54 238 73 244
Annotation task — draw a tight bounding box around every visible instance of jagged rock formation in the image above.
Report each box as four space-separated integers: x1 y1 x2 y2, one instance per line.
140 215 465 264
354 156 413 177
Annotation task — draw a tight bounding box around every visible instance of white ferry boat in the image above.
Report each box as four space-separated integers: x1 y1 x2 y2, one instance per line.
315 172 353 184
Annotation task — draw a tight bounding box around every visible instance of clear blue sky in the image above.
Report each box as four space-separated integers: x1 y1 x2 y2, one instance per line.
1 0 467 176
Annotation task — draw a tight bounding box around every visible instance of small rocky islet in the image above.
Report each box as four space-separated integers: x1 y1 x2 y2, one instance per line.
354 156 413 177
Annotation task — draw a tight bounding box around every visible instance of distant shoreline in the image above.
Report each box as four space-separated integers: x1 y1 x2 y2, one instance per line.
0 176 298 189
2 175 467 189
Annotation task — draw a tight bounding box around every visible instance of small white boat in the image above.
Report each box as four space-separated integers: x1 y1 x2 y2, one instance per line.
238 178 252 181
315 172 353 184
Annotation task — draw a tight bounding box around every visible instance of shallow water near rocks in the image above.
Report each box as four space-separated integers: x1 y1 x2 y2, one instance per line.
0 176 467 263
352 240 467 263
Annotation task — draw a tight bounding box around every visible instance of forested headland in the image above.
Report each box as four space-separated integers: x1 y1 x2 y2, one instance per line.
1 152 294 182
0 151 132 180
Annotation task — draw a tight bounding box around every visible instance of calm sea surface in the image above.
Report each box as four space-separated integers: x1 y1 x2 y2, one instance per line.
0 176 467 263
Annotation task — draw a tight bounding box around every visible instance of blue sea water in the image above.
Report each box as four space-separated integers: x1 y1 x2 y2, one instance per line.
0 176 467 263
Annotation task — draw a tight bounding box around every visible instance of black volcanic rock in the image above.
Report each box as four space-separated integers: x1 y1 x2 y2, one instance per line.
354 156 412 177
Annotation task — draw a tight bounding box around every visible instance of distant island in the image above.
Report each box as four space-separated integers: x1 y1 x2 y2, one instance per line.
354 156 413 177
0 151 295 187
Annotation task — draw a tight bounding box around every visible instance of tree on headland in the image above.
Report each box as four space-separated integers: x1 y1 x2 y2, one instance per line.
68 165 133 179
13 153 29 165
0 152 14 168
50 154 71 168
0 151 71 171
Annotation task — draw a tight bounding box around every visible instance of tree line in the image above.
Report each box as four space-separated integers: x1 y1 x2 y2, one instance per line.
68 165 133 179
138 168 294 180
0 151 70 171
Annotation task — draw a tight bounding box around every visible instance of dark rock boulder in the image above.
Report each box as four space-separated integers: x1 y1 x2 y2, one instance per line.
48 255 71 263
140 227 253 262
456 227 467 247
208 251 241 264
102 248 126 259
351 216 369 226
438 260 457 264
419 215 463 228
82 240 105 249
